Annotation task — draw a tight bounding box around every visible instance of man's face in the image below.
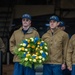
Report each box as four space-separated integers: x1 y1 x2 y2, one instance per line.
22 18 31 27
49 20 59 29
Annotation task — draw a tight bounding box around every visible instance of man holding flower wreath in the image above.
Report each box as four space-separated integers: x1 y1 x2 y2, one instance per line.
10 14 39 75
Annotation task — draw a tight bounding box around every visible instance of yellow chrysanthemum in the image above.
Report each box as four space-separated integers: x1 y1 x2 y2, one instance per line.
37 42 40 44
32 54 36 56
36 56 39 59
27 44 30 47
32 45 35 48
21 47 25 51
40 47 42 49
36 48 38 50
26 53 30 57
28 39 30 43
36 52 38 55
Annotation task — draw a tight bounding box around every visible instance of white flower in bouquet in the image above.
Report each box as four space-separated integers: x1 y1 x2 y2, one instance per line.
37 45 40 47
22 43 26 46
45 52 48 55
39 60 42 63
33 59 36 62
40 50 43 54
42 58 45 61
24 52 26 54
25 39 28 41
30 38 34 41
44 46 48 50
39 56 42 59
29 59 32 61
44 43 47 45
20 44 23 46
18 48 21 51
24 58 28 61
25 49 28 51
41 41 44 43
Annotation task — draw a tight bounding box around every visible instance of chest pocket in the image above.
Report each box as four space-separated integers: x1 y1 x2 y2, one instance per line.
15 33 36 44
53 36 63 48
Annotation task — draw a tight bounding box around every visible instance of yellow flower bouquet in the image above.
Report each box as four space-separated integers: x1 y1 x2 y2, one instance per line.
14 37 48 68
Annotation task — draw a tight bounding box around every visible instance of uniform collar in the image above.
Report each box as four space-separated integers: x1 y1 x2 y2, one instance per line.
19 27 36 34
48 27 61 35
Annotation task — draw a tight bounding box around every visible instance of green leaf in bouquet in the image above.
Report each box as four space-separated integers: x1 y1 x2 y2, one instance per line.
24 62 32 68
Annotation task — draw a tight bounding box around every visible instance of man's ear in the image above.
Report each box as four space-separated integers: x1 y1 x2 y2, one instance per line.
29 20 31 23
57 22 60 26
63 26 65 30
